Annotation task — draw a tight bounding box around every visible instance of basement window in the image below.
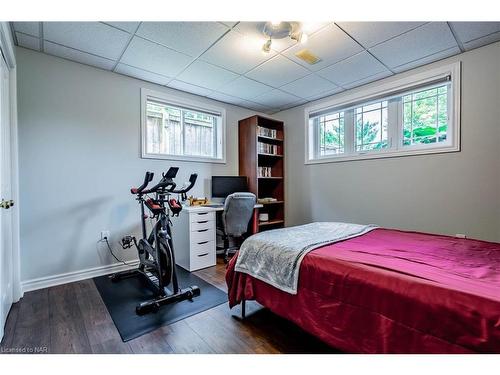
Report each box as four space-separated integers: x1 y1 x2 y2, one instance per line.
305 62 460 164
141 88 226 163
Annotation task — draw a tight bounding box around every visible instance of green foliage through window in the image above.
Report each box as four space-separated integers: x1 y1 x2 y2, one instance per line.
403 85 448 146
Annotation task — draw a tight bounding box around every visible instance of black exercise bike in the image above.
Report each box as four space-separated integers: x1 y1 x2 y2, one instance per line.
111 167 200 315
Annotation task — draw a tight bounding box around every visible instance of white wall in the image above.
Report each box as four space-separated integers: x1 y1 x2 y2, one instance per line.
16 47 268 284
278 42 500 242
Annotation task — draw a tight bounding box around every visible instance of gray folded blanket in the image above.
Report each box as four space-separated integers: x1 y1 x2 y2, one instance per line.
234 222 378 294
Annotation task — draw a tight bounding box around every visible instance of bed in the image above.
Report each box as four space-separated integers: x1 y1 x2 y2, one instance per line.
225 224 500 353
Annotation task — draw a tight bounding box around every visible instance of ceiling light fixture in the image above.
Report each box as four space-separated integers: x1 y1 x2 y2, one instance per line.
261 21 308 52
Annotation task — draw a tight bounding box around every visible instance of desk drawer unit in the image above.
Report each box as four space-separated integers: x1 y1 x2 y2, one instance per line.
190 240 216 271
171 208 217 272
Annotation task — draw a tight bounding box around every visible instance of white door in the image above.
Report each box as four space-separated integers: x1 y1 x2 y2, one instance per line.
0 50 13 340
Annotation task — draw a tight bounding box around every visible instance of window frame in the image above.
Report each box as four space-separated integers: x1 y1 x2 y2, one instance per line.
304 62 461 164
141 88 226 164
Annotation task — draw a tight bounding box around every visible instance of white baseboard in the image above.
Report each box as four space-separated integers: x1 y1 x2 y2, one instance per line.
21 260 140 294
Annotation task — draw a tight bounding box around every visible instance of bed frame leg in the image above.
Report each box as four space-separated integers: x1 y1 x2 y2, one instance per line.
241 299 246 319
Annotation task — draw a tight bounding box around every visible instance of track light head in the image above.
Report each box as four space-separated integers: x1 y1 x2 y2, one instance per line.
262 39 272 53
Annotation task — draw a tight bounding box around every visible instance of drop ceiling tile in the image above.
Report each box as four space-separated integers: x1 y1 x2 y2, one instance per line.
280 73 339 99
392 46 460 73
369 22 458 69
120 36 193 77
317 51 389 87
337 22 426 48
200 30 277 74
16 32 40 51
462 31 500 50
283 24 364 71
13 22 40 37
115 63 171 85
217 76 273 100
300 22 332 35
241 101 273 113
252 89 301 108
104 22 140 33
305 87 345 101
136 22 229 56
342 70 393 89
207 91 246 106
449 22 500 43
245 54 310 87
43 22 131 60
279 98 309 111
219 21 238 28
44 41 116 70
176 60 239 90
167 80 214 97
234 22 296 52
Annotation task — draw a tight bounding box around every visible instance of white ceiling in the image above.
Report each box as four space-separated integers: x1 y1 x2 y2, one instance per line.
11 21 500 114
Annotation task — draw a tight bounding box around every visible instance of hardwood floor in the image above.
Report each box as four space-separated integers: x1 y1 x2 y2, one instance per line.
0 259 338 354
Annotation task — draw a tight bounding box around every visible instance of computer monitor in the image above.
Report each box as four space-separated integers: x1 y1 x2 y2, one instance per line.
211 176 249 198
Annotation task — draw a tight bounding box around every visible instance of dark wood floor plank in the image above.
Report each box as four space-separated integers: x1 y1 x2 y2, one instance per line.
74 279 132 354
0 301 20 350
10 289 51 353
2 260 337 354
128 326 174 354
163 320 215 354
184 307 256 354
48 283 92 354
206 303 282 354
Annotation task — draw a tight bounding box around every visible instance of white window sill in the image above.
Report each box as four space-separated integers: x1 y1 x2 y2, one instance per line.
142 153 226 164
306 144 460 165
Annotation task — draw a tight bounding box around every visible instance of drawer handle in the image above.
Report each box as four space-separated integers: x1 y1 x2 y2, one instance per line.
197 253 209 257
197 220 209 224
197 212 208 215
197 241 209 245
197 229 209 232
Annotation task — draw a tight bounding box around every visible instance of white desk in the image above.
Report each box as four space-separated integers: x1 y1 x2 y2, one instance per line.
171 204 262 272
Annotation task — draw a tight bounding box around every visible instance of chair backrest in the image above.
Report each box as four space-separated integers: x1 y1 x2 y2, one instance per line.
222 192 256 237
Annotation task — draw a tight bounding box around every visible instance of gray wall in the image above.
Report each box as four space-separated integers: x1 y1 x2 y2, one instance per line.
16 47 267 283
278 41 500 242
17 42 500 284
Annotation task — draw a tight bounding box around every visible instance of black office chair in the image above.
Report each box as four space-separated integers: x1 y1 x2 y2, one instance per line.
216 192 256 263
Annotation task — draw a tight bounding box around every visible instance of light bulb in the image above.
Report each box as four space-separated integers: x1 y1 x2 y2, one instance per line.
300 32 308 44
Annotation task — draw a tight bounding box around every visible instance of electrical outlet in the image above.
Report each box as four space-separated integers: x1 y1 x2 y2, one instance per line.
101 230 110 241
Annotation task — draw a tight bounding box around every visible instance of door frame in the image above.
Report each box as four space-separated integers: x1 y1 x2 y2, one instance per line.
0 22 22 304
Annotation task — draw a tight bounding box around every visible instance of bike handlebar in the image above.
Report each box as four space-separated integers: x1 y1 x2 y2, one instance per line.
130 171 154 194
169 173 198 194
131 168 197 196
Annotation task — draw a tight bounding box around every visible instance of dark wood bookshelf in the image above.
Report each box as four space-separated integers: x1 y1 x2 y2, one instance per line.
258 219 285 227
239 115 285 232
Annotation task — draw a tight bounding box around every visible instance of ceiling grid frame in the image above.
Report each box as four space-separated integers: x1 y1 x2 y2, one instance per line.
10 21 500 114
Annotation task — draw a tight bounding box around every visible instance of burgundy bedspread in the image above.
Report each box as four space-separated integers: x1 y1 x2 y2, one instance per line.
226 228 500 353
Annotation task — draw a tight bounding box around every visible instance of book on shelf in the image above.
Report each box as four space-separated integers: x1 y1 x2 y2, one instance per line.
258 166 272 177
258 142 279 155
257 126 277 139
257 197 278 204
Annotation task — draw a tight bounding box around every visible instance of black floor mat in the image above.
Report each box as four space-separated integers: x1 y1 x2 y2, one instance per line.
93 266 228 342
